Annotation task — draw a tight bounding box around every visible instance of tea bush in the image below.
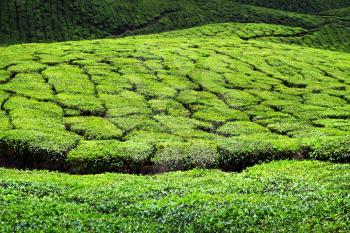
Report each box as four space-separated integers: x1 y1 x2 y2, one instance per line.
67 140 154 173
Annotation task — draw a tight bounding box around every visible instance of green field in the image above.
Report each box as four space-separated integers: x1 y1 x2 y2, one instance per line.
0 0 349 231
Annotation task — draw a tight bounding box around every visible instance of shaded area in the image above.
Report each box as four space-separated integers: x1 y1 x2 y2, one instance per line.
0 0 344 45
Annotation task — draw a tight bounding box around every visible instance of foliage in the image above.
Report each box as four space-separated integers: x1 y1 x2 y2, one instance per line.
0 161 348 232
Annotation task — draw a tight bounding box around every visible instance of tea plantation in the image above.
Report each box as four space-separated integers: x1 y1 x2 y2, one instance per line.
0 1 349 231
0 22 349 174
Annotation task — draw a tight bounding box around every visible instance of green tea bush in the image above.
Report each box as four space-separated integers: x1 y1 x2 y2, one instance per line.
0 70 10 83
43 65 95 95
56 93 105 115
148 99 190 117
193 105 249 123
110 115 163 132
101 91 151 117
152 142 218 171
67 140 154 173
218 138 303 171
64 116 123 140
0 111 11 130
125 130 184 144
0 73 54 100
217 121 269 136
159 74 198 91
313 119 350 131
0 129 80 164
7 62 47 74
303 136 350 162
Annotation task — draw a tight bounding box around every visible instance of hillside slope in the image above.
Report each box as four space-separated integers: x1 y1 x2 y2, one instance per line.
0 0 341 44
0 23 349 174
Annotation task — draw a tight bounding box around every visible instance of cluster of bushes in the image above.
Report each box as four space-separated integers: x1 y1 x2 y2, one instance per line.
0 22 349 174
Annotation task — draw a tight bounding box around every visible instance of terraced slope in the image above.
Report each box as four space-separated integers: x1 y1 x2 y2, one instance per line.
0 0 342 44
0 23 349 174
0 160 349 232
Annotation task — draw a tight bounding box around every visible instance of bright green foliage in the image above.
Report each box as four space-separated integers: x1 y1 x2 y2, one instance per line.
306 136 350 162
56 94 105 115
67 140 154 173
0 129 80 157
0 111 10 130
64 117 123 140
217 121 270 136
43 65 95 94
7 62 47 74
218 138 302 171
193 105 249 123
0 70 10 83
110 115 163 132
0 22 349 173
0 161 349 232
0 73 54 100
101 91 151 117
152 141 218 171
4 96 64 131
148 99 190 117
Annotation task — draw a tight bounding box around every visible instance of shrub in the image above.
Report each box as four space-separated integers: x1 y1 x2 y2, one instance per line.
56 93 105 115
0 111 11 130
148 99 190 117
0 73 54 100
218 138 303 171
110 115 163 132
126 74 177 98
100 91 151 117
125 130 184 143
0 70 10 83
7 62 47 73
288 127 348 138
43 65 95 95
152 142 219 171
304 93 348 107
176 90 225 107
0 91 9 105
67 140 154 173
4 96 65 132
0 129 81 166
304 136 350 162
223 90 259 108
64 116 123 140
217 121 269 136
193 105 249 123
159 74 198 90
